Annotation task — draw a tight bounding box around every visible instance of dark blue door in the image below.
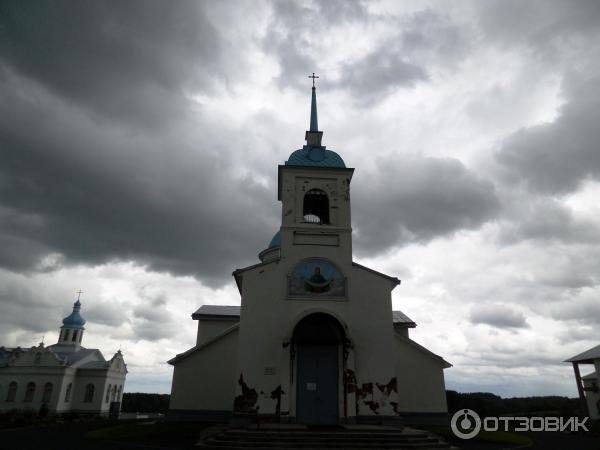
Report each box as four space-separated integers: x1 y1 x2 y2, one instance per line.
296 343 339 425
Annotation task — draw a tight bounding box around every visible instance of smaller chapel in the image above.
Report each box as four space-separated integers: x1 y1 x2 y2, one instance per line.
0 297 127 416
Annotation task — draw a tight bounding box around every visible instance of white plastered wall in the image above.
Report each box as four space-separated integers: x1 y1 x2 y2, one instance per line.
170 327 239 411
235 257 399 418
196 319 239 346
394 335 448 413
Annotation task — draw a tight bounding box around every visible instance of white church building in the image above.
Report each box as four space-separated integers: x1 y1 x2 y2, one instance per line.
0 297 127 416
168 82 451 425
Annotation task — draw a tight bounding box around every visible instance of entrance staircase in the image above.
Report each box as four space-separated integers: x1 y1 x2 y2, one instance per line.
196 426 452 450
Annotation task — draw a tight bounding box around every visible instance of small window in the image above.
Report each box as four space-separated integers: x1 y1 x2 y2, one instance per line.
34 353 42 364
71 330 78 342
111 385 117 402
105 384 111 403
24 382 35 402
303 189 329 224
42 382 53 403
65 383 72 402
64 329 70 342
6 382 17 402
117 385 122 401
84 383 95 403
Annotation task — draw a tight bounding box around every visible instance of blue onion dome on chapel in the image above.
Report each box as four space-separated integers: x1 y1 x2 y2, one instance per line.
285 75 346 168
268 230 281 248
62 299 86 329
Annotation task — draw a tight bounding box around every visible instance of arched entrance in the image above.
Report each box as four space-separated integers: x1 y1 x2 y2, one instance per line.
293 313 344 425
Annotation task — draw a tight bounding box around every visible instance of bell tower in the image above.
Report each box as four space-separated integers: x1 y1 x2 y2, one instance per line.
276 76 355 263
56 292 86 350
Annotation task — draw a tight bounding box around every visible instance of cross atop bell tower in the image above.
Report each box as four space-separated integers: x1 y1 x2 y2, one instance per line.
305 73 323 147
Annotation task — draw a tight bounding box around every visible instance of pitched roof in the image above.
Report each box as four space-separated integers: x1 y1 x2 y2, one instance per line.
192 305 241 320
0 347 21 367
394 332 452 369
78 360 109 369
352 262 400 287
582 371 597 381
393 310 417 327
50 348 99 365
168 323 239 365
192 305 414 327
565 344 600 363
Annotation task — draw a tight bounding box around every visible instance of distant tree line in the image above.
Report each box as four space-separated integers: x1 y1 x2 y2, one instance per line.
120 391 583 417
446 390 582 417
121 393 170 413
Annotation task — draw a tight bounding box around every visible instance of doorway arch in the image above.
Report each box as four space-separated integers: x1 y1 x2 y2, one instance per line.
293 313 345 425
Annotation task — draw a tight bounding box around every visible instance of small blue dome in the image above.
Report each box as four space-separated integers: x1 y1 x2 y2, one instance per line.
285 146 345 168
62 300 86 329
268 231 281 248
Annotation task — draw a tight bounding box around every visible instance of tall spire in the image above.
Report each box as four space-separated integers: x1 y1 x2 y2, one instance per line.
309 73 319 132
306 73 323 147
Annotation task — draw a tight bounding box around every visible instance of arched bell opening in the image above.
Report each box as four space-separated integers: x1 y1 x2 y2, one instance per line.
303 189 330 224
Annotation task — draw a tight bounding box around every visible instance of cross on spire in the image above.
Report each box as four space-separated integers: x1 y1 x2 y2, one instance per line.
308 72 319 88
76 290 84 301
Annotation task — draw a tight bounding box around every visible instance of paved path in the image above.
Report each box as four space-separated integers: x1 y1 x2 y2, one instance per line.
524 430 599 450
0 421 196 450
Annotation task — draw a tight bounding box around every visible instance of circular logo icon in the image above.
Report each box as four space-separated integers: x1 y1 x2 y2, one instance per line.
451 408 481 439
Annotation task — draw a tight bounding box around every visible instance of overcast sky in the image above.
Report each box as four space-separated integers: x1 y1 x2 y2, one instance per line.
1 0 599 397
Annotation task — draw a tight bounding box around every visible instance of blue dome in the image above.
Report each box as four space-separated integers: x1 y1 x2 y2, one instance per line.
62 300 86 329
268 231 281 248
285 146 345 168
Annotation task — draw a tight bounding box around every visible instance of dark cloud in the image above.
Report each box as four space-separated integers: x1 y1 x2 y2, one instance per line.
0 280 56 337
469 304 529 329
84 299 128 327
335 45 426 105
336 8 471 104
495 74 600 195
550 296 600 326
265 0 428 98
265 5 471 104
0 71 278 287
496 197 600 245
0 0 230 125
353 155 500 255
557 326 597 344
132 293 177 341
473 0 600 55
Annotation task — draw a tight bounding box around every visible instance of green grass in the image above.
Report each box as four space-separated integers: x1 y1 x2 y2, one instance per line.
87 421 209 444
421 426 532 446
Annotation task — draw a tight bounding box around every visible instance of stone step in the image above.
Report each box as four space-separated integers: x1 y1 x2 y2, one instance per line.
225 430 428 438
196 442 451 450
213 435 439 444
197 429 450 450
216 437 437 443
